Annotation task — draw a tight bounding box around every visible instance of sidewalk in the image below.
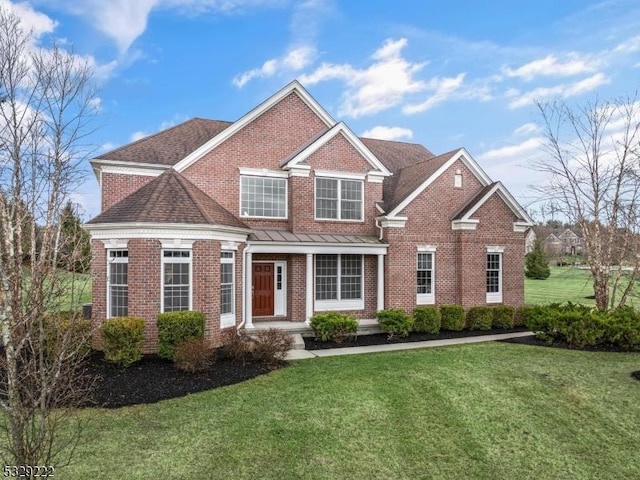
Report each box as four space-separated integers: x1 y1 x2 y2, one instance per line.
286 331 534 360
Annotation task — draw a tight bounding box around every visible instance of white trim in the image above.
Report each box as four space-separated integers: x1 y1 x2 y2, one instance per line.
417 245 437 252
238 167 288 178
106 249 129 319
486 245 505 253
314 177 364 222
101 239 129 249
245 252 253 328
101 164 165 177
305 254 313 323
246 243 387 255
221 241 239 251
457 182 535 226
486 251 503 304
283 122 391 176
220 250 236 328
416 251 435 305
287 164 311 177
274 261 286 316
314 169 366 180
86 223 249 244
375 203 386 214
160 239 194 249
377 216 407 228
239 175 288 219
451 219 479 230
387 148 491 218
161 248 193 313
513 222 530 233
367 171 386 183
174 81 336 172
377 254 384 311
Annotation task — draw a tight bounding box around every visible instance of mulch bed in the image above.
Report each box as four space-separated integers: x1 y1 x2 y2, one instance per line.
500 335 640 354
631 371 640 382
83 352 276 409
303 326 530 350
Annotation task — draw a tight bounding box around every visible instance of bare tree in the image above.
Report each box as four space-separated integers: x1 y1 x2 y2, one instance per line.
0 10 98 473
533 96 640 310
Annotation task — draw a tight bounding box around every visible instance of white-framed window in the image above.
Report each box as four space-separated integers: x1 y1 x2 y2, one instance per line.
240 175 287 218
454 170 463 188
162 249 192 312
107 249 128 318
486 251 502 303
315 178 363 221
315 254 364 311
417 252 435 304
220 250 235 327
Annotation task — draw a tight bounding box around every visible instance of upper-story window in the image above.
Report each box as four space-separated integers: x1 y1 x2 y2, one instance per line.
315 178 363 221
240 176 287 218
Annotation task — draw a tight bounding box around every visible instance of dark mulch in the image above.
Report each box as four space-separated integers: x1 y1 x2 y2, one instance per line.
304 326 530 350
500 335 640 353
83 352 276 409
631 371 640 381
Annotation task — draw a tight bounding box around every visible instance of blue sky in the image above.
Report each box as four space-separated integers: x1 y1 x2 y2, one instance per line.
7 0 640 218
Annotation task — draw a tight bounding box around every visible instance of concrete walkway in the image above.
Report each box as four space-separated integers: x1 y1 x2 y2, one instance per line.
286 331 534 360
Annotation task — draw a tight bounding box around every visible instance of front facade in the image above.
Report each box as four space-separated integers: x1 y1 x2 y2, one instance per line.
86 81 534 352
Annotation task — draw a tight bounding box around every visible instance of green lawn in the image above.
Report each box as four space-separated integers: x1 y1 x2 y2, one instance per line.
60 343 640 479
525 266 594 305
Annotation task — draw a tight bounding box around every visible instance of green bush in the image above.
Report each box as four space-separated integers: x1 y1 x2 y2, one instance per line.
467 306 493 330
44 311 93 358
514 305 535 327
101 316 145 367
376 308 414 339
606 306 640 350
157 311 205 360
440 305 465 331
492 305 515 329
310 312 358 343
412 306 441 334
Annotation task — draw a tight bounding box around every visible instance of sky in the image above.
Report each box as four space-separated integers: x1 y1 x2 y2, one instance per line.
4 0 640 219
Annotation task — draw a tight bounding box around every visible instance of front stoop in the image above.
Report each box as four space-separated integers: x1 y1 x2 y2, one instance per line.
246 319 382 337
291 333 305 350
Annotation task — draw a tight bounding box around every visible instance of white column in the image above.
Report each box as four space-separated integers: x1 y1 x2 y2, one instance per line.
377 254 385 312
245 252 253 329
305 253 313 323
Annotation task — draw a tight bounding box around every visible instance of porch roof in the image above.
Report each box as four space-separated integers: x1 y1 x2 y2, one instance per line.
248 229 385 245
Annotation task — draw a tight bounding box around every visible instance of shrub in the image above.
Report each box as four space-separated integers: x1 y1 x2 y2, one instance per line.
606 306 640 350
157 311 205 360
467 306 493 330
101 316 145 367
251 328 294 365
492 305 515 329
440 305 465 331
525 239 551 279
174 338 213 373
220 329 251 362
412 306 441 334
376 308 413 339
310 312 358 343
514 305 535 327
44 311 93 359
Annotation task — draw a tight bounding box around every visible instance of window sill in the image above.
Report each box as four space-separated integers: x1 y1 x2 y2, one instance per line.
486 293 503 304
221 313 236 328
315 299 364 311
416 294 435 305
313 218 364 223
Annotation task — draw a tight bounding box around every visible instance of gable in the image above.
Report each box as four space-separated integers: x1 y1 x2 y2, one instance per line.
305 131 377 173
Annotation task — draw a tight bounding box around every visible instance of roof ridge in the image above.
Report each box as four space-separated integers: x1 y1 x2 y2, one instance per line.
395 147 460 174
169 170 218 224
359 136 424 147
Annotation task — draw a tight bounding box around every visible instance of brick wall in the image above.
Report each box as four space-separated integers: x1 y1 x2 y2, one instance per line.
101 172 156 211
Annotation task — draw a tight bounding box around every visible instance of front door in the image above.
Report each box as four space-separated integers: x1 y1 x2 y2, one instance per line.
252 263 274 316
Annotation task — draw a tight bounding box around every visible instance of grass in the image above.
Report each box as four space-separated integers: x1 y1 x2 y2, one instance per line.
57 271 91 311
525 266 594 305
59 343 640 479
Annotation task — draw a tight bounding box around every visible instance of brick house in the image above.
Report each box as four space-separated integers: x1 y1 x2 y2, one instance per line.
86 81 534 352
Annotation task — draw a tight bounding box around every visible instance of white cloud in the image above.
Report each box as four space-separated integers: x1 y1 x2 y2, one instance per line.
478 136 545 163
0 0 57 39
402 73 466 114
130 130 149 142
361 126 413 141
503 54 599 81
513 122 541 137
233 45 317 88
508 73 610 109
613 34 640 54
300 38 427 118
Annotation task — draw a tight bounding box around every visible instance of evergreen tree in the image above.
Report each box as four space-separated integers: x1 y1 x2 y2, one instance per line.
525 239 551 279
59 201 91 273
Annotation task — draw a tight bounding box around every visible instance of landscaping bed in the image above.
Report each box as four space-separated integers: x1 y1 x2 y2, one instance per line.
501 334 640 353
304 326 529 350
83 351 277 408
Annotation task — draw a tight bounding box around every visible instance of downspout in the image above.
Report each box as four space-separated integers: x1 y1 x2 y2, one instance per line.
375 219 384 241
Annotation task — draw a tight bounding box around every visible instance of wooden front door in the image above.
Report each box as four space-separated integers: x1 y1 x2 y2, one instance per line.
252 263 274 316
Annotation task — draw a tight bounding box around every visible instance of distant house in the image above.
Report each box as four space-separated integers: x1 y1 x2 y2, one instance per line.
534 226 584 257
525 228 536 255
85 81 534 353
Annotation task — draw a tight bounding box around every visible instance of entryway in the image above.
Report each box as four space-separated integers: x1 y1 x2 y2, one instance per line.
252 261 286 317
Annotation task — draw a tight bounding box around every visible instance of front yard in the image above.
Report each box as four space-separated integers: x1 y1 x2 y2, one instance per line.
64 342 640 479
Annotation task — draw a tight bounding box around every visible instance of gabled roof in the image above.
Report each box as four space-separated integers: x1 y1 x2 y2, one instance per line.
87 169 247 228
96 118 232 166
451 181 534 224
281 122 391 176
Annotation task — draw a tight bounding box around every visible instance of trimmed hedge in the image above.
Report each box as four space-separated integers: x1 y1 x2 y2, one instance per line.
492 305 515 329
440 305 465 331
157 311 205 360
467 306 493 330
101 316 145 367
413 306 441 334
310 312 358 343
377 308 414 339
514 305 534 327
44 311 92 359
